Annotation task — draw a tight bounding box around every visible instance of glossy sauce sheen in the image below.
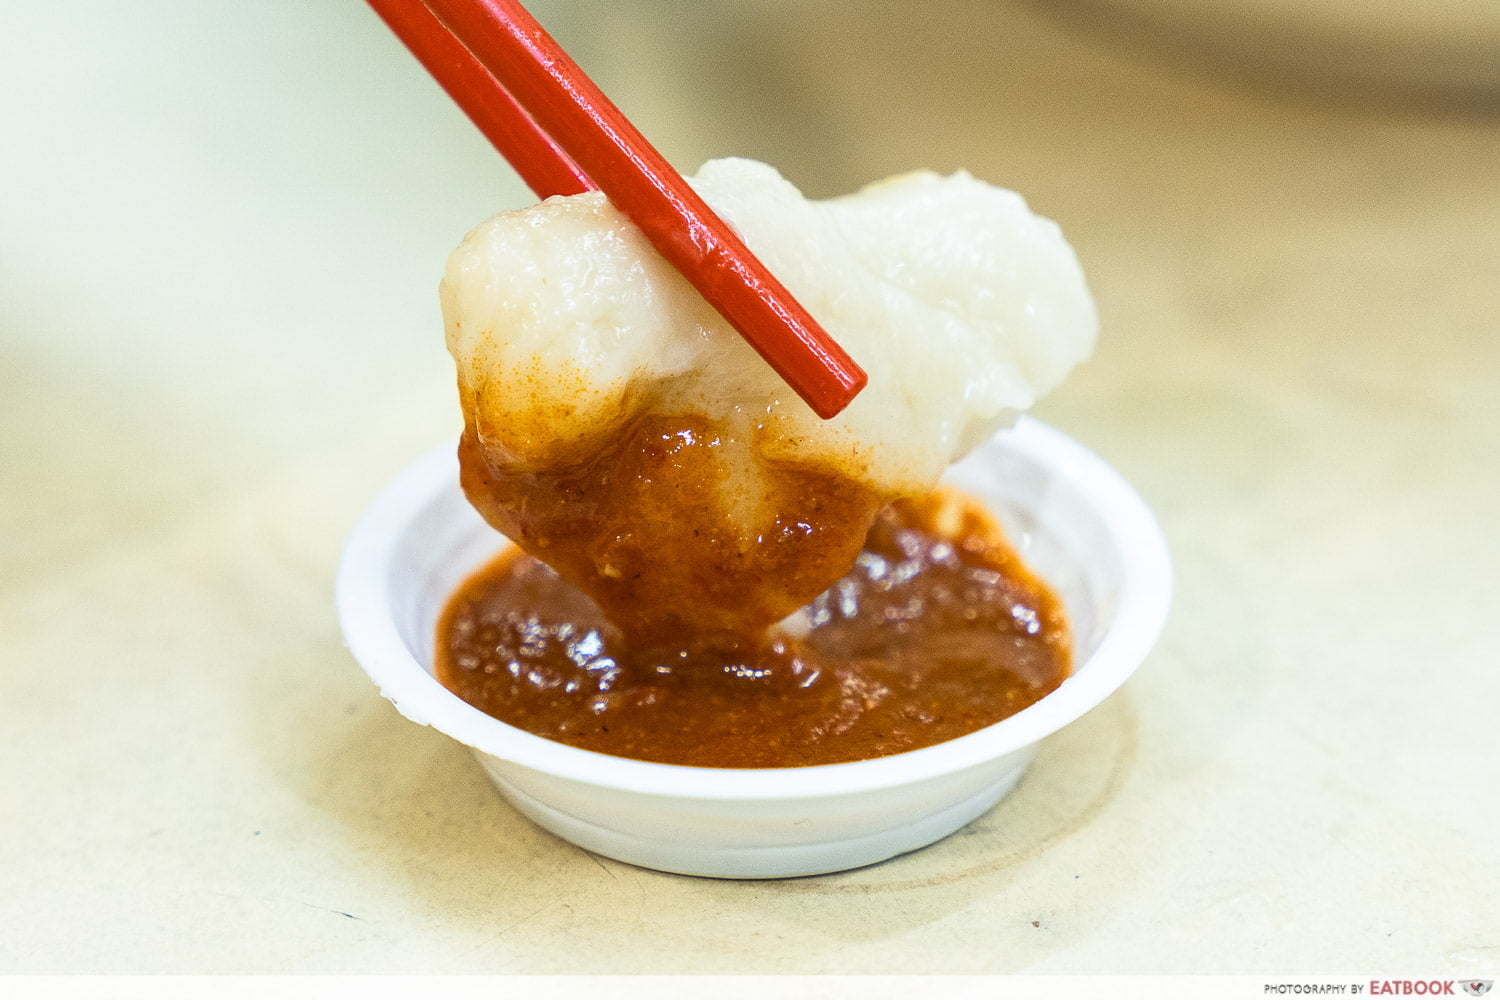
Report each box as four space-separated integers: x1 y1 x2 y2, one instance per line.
435 491 1071 768
457 413 883 646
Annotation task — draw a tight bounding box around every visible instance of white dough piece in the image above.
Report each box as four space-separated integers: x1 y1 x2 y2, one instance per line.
442 157 1096 495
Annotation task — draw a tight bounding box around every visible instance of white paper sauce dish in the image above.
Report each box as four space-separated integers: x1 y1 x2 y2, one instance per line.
336 417 1171 879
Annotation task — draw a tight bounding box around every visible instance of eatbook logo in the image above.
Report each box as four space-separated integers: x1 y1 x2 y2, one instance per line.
1462 983 1493 997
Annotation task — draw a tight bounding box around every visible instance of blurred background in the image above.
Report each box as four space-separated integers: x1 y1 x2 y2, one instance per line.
2 0 1497 975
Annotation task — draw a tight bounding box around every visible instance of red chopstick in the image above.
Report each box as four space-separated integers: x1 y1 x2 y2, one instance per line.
368 0 592 198
370 0 867 418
